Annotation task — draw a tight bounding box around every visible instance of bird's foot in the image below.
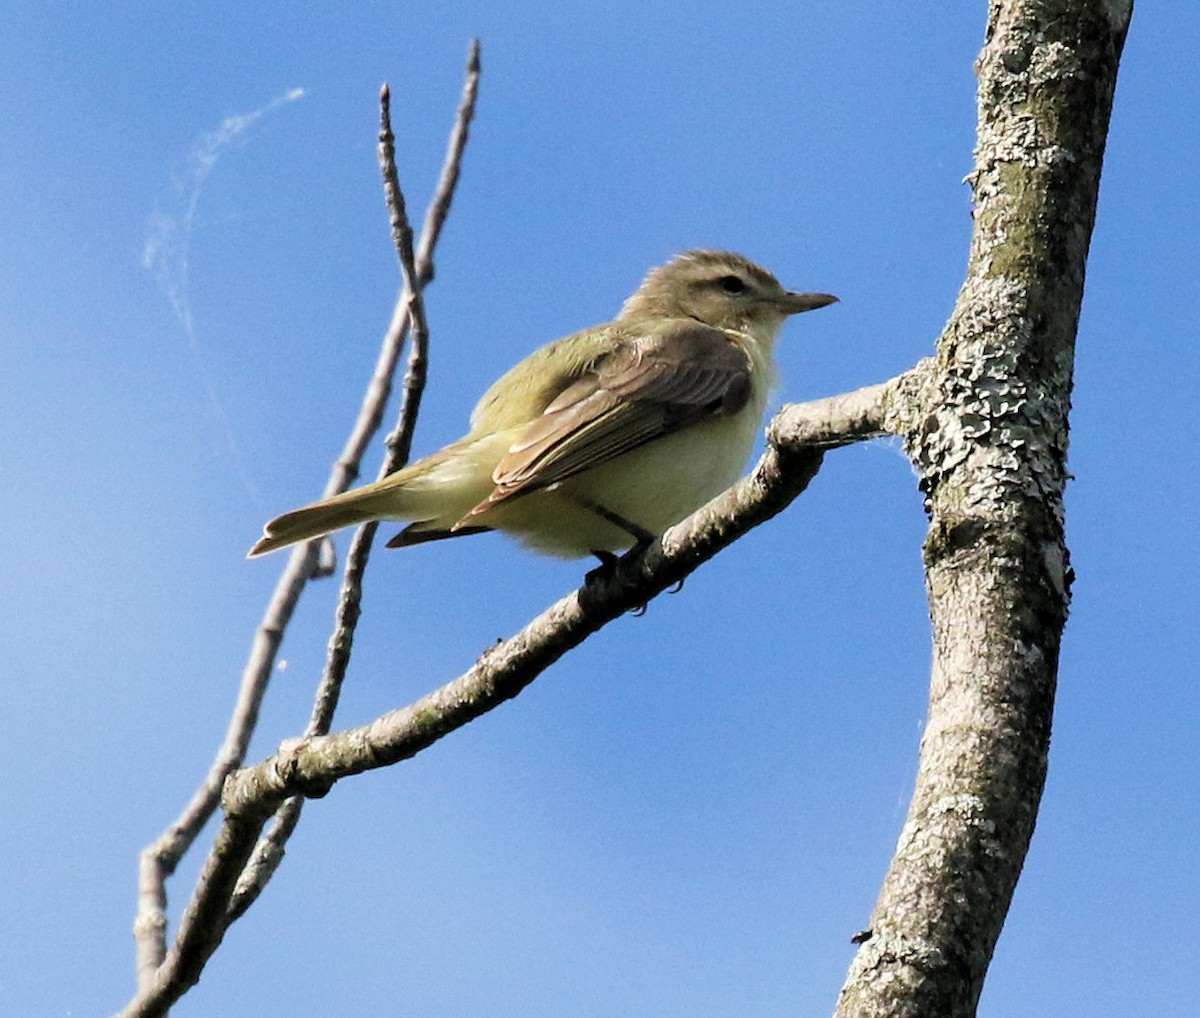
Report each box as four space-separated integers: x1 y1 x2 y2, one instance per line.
585 549 621 586
584 542 656 616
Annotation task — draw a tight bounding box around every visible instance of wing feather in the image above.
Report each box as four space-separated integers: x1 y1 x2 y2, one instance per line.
466 321 752 517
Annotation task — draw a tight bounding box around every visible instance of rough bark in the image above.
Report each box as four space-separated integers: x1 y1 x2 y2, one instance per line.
832 2 1132 1015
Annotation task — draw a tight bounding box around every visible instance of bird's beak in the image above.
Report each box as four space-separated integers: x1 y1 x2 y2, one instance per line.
778 291 839 315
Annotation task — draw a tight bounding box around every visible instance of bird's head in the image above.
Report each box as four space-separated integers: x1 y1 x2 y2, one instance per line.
618 249 837 340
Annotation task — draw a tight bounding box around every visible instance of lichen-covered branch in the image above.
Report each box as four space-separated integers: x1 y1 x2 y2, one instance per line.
833 3 1132 1016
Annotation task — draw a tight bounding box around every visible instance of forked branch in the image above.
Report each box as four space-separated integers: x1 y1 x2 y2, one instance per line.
128 40 481 1011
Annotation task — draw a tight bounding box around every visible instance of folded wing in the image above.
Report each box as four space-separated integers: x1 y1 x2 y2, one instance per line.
463 321 752 518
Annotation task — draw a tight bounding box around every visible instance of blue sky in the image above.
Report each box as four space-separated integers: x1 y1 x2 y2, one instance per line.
2 3 1196 1016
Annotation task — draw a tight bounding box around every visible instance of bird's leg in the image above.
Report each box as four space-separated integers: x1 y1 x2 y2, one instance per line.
575 498 684 593
585 549 621 586
573 498 657 613
578 500 686 595
569 496 656 552
584 553 649 616
589 548 621 569
572 499 683 600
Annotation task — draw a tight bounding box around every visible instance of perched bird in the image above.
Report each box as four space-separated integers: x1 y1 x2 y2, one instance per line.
249 250 836 562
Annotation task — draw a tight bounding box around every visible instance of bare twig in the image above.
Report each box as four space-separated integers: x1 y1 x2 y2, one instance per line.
379 82 433 468
135 543 320 984
131 40 482 995
415 39 480 285
228 60 479 915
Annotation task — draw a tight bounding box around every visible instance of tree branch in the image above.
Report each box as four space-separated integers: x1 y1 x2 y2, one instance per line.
124 347 909 1016
833 3 1132 1015
216 369 917 812
768 368 929 449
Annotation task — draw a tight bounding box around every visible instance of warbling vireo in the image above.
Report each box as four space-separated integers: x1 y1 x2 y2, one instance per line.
249 250 836 562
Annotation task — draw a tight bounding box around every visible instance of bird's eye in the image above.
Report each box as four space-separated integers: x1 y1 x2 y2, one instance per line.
717 275 746 294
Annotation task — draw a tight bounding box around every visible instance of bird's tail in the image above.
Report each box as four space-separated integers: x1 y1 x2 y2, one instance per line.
247 435 505 558
247 483 403 558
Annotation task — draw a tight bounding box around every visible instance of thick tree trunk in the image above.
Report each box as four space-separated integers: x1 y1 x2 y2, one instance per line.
833 2 1132 1015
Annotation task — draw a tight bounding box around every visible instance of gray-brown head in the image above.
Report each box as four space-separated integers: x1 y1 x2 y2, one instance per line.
618 249 837 336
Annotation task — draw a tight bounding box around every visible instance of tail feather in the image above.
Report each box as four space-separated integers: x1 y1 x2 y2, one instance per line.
247 487 402 558
248 434 508 558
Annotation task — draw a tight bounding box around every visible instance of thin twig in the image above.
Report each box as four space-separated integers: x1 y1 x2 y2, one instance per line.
135 542 320 985
132 40 482 993
379 83 433 467
415 38 480 286
226 45 480 924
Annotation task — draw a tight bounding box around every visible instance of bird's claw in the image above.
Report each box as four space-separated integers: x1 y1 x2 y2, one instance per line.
584 545 656 617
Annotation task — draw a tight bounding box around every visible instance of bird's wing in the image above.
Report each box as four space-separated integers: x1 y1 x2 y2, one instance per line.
468 320 753 513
